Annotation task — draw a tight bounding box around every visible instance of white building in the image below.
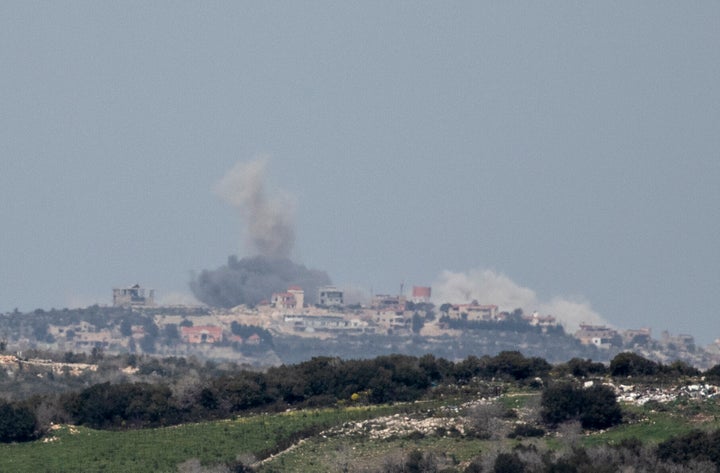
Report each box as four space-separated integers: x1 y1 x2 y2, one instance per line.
318 286 344 307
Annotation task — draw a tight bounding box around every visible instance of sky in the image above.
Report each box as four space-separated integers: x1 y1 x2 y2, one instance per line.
1 2 718 342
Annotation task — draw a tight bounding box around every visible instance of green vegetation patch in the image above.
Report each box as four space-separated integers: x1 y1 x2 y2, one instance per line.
0 406 399 473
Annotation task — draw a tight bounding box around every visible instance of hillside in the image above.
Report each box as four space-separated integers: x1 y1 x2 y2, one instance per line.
1 374 719 472
2 304 717 369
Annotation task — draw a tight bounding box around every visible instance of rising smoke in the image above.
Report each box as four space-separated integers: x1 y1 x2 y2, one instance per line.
432 268 607 333
190 255 331 308
214 157 295 258
190 158 332 308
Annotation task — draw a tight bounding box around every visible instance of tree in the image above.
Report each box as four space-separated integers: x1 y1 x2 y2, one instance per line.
493 452 526 473
609 352 658 377
65 382 177 429
139 335 156 354
90 346 104 363
411 313 425 334
541 382 621 430
562 358 607 377
705 364 720 380
488 351 550 380
657 429 720 467
465 402 506 439
119 319 133 337
541 383 583 426
579 385 622 429
164 324 180 341
0 401 38 442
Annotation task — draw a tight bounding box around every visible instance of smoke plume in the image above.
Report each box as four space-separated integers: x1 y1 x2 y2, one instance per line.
215 157 295 258
190 255 331 308
432 268 607 332
191 158 332 308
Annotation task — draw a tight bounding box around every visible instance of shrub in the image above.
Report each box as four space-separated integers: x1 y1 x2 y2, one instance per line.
609 352 658 377
493 452 525 473
507 423 545 439
0 401 38 442
563 358 607 377
541 382 621 430
657 429 720 467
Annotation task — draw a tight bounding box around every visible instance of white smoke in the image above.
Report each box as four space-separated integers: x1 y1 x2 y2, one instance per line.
432 268 607 332
341 284 372 306
215 157 296 258
157 291 201 306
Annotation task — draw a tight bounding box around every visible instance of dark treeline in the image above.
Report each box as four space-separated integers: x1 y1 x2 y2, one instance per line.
2 350 720 446
60 351 551 430
0 351 551 439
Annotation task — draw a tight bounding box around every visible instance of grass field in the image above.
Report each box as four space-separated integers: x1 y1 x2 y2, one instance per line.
0 405 401 473
258 396 720 472
1 395 718 472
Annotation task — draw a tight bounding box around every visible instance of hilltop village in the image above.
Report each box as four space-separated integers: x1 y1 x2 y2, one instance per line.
3 283 718 370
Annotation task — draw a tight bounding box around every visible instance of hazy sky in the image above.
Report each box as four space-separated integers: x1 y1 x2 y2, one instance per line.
1 3 718 342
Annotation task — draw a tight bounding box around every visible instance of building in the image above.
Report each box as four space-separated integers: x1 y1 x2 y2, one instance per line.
574 324 619 349
523 312 557 327
661 331 695 351
113 284 154 307
73 330 112 349
623 328 652 345
271 286 304 310
374 310 407 330
180 325 223 344
283 314 368 333
446 301 499 321
371 294 407 311
411 286 432 303
287 286 305 309
318 286 344 307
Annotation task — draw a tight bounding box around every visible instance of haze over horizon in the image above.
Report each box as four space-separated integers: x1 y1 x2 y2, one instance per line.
1 3 718 342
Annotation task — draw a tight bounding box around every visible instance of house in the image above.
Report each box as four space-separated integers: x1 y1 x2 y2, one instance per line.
271 286 305 310
574 324 619 349
623 328 652 345
318 286 344 307
73 330 113 349
180 325 223 344
523 312 557 327
411 286 432 303
283 314 368 333
374 310 407 330
661 331 695 351
446 301 499 321
113 284 154 307
371 294 406 311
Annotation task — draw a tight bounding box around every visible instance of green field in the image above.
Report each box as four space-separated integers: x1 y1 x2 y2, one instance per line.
0 405 401 473
1 395 719 473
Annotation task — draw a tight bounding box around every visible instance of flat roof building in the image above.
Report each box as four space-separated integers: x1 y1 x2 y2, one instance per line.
113 284 154 307
411 286 432 303
318 286 344 307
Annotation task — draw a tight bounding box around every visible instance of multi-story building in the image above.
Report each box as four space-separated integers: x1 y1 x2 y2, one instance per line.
446 301 498 321
574 324 619 349
113 284 154 307
623 328 652 345
317 286 344 307
371 294 406 311
271 286 305 310
411 286 432 303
